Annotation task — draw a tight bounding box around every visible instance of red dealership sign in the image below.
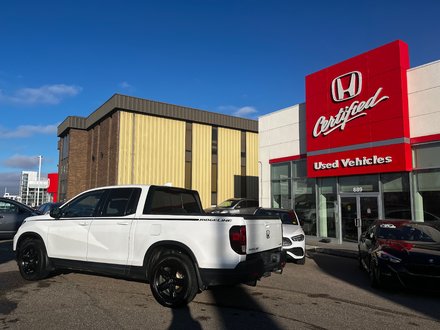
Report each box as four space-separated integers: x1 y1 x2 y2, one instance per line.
305 40 412 177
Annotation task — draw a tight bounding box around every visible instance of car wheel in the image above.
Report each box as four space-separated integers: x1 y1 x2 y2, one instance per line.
369 261 382 288
358 250 364 270
17 238 50 281
295 257 306 265
149 250 198 308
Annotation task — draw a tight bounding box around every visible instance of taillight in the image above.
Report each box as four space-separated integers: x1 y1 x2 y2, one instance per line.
229 226 246 255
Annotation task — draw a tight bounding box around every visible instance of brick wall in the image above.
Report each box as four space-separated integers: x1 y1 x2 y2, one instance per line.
66 129 88 199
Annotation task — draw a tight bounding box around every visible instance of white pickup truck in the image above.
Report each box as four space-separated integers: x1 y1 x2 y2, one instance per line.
13 185 285 308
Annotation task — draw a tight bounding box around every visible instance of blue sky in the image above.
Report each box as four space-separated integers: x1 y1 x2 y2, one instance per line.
1 0 440 195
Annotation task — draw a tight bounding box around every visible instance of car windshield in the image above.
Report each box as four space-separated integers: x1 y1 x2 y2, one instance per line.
377 222 440 243
218 199 239 208
256 210 299 225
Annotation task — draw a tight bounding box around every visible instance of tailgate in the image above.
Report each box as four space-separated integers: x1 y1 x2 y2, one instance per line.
244 216 283 254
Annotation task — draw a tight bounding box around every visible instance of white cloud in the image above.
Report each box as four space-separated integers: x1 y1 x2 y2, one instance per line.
218 105 258 119
2 154 40 169
119 81 132 89
233 106 258 117
0 123 59 138
0 84 82 105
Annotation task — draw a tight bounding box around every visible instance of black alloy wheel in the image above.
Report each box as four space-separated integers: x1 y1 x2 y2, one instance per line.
358 250 364 270
149 250 198 308
17 238 50 281
369 261 382 288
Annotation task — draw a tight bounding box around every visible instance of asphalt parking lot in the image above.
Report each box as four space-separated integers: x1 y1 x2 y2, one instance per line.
1 239 440 330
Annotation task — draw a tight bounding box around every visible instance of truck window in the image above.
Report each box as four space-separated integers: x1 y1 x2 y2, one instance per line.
62 190 105 218
100 188 141 217
144 188 202 215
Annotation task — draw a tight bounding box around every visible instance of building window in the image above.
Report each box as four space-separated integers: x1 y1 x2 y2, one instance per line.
317 177 337 238
292 160 316 236
270 159 316 235
412 169 440 221
61 134 69 160
339 174 379 193
412 142 440 221
185 123 192 189
381 172 411 219
271 163 291 208
211 127 218 206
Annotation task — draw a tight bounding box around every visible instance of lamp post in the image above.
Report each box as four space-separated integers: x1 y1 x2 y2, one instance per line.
36 155 42 206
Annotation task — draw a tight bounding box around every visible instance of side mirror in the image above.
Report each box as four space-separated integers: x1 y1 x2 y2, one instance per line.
50 207 62 219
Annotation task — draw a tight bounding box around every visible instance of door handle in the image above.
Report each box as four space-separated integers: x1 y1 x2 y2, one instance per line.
354 218 361 227
117 221 129 225
79 221 88 226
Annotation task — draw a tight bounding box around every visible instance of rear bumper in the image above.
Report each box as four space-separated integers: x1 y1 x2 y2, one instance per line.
199 248 286 287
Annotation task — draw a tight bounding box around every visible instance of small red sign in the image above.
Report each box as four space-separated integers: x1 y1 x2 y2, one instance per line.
47 173 59 202
305 40 411 178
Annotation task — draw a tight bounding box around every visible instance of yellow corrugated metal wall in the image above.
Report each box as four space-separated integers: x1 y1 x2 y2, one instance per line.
118 113 185 187
118 112 134 184
191 124 212 209
217 128 241 203
246 132 259 176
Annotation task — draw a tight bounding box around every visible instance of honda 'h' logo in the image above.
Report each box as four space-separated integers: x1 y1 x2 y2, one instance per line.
331 71 362 102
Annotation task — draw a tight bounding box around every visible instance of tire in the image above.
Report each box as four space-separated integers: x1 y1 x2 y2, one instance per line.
149 250 198 308
358 251 364 270
295 257 306 265
369 261 382 288
17 238 50 281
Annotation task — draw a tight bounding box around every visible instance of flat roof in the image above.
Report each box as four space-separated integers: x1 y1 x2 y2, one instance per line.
58 94 258 136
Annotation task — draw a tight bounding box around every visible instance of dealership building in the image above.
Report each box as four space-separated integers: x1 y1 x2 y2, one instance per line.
57 40 440 243
260 40 440 243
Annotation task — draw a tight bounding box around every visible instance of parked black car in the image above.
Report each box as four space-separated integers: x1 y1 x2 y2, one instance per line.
0 197 40 239
37 202 63 214
358 219 440 291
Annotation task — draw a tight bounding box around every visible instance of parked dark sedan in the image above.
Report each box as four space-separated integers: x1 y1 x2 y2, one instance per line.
37 202 63 214
358 219 440 291
0 197 40 239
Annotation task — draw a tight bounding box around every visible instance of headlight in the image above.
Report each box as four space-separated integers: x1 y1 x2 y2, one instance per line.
282 237 291 246
291 234 305 242
376 250 401 263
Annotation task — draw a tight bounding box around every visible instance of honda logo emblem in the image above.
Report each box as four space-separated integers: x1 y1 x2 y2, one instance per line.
331 71 362 102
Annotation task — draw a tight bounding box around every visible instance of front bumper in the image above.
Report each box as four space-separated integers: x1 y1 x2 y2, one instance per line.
378 261 440 291
199 248 286 287
284 246 305 259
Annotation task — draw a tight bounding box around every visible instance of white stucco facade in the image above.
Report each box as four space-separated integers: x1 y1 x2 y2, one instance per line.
408 59 440 138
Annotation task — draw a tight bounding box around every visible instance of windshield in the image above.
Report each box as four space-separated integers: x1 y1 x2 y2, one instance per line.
256 209 299 225
218 199 240 208
377 222 440 243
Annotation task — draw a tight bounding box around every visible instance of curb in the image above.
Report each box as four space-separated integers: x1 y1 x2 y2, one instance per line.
306 245 358 259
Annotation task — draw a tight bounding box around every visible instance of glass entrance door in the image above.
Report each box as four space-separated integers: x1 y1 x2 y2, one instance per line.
340 195 379 242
